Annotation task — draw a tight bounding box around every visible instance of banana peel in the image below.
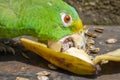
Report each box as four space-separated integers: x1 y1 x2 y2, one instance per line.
20 38 96 75
93 49 120 64
20 38 120 75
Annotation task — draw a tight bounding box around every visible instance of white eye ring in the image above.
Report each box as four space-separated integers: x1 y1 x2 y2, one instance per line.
60 13 72 27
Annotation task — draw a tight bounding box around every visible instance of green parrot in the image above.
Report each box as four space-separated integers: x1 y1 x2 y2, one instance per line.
0 0 86 53
1 0 120 75
0 0 84 41
0 0 95 75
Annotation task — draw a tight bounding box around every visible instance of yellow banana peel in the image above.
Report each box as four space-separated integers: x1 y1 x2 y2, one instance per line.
93 49 120 64
20 38 120 75
20 38 96 75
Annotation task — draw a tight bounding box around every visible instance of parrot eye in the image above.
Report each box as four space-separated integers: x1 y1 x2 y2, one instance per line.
64 15 71 23
61 13 72 27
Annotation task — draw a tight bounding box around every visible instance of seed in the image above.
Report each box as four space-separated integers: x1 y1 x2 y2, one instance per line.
37 76 49 80
90 48 100 53
36 71 51 76
85 31 97 38
87 38 95 45
16 77 29 80
106 38 117 44
95 27 104 33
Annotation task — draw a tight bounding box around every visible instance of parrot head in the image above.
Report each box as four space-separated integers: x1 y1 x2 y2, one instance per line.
20 1 97 75
21 0 85 51
30 0 86 51
32 0 84 41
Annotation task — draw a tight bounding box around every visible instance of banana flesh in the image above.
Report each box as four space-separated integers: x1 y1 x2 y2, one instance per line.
64 47 93 64
20 38 96 75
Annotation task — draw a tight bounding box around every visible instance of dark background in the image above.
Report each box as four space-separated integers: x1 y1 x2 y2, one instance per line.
64 0 120 25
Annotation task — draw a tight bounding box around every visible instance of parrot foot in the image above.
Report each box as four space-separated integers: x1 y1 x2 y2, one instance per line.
0 38 31 59
0 38 15 55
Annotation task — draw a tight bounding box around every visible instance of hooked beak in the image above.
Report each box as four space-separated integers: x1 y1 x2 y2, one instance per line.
72 19 84 34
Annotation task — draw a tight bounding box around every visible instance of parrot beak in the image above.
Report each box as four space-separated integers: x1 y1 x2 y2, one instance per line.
72 19 84 34
20 38 97 75
48 33 86 52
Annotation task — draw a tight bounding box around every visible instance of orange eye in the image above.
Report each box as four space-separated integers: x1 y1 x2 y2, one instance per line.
61 13 72 27
64 15 71 23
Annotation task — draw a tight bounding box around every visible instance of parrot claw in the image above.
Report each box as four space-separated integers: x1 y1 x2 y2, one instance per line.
0 38 15 55
5 46 15 54
0 44 6 52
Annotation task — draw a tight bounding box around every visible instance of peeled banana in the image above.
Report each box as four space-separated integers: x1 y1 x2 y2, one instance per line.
20 38 96 75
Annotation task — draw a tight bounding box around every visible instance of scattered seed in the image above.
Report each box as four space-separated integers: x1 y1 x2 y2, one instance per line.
16 77 29 80
85 30 98 54
85 47 90 54
106 38 117 44
89 45 95 49
95 27 104 33
85 31 97 38
48 64 57 70
37 76 49 80
87 38 95 45
36 71 51 76
90 48 100 53
95 29 103 33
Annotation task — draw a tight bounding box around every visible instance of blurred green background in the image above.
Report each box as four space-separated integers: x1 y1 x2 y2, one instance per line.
64 0 120 25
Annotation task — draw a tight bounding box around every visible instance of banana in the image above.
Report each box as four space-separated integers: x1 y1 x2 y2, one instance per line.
20 38 120 75
93 49 120 64
20 38 96 75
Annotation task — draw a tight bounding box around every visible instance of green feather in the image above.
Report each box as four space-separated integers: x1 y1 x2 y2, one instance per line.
0 0 82 41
